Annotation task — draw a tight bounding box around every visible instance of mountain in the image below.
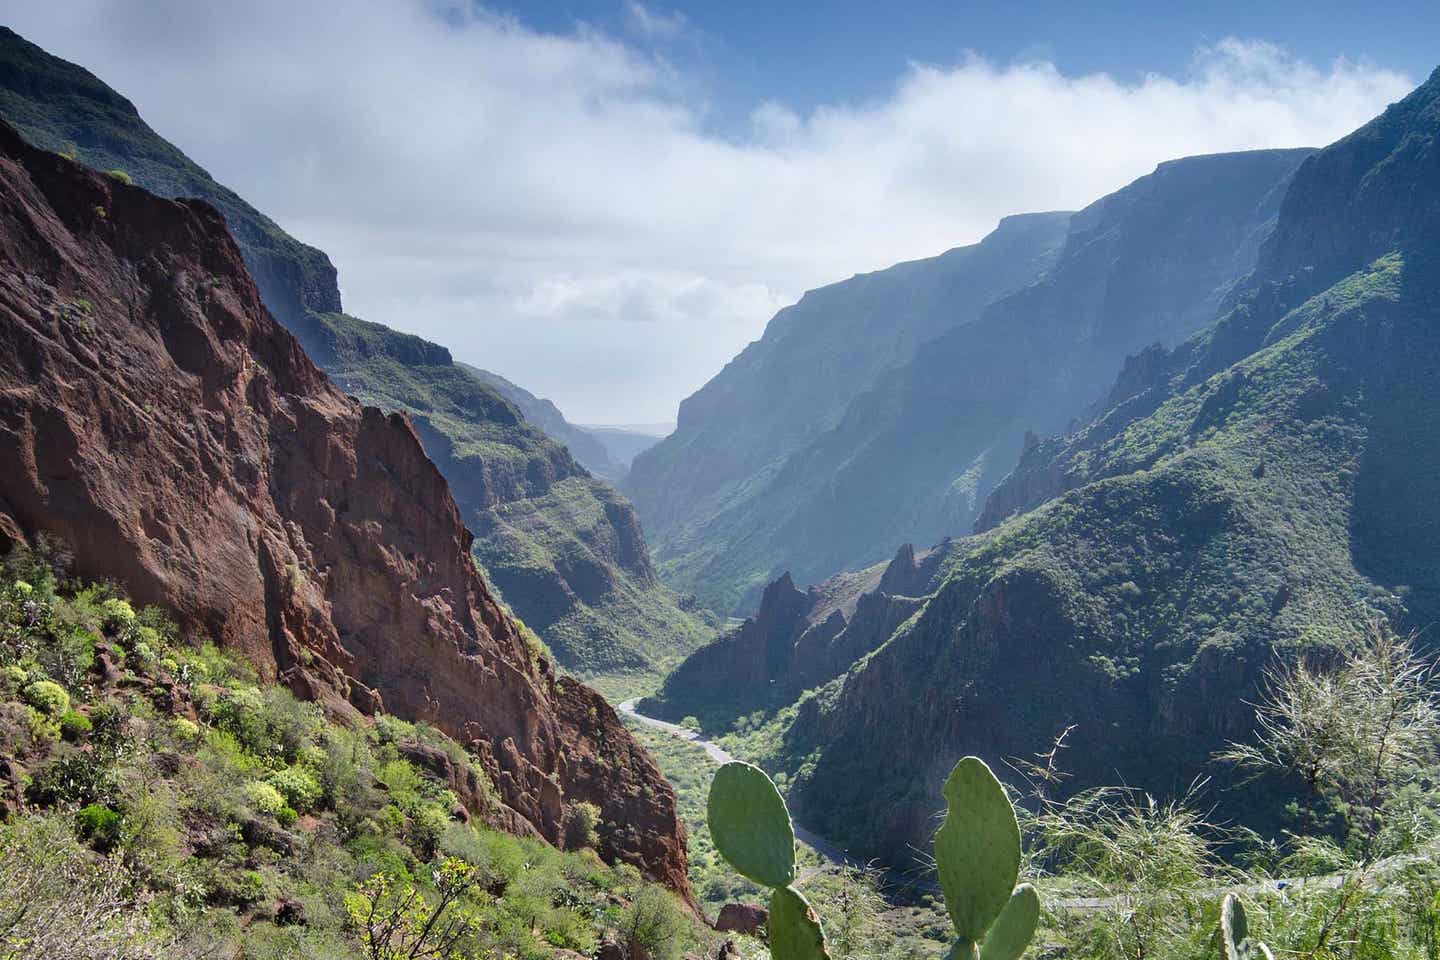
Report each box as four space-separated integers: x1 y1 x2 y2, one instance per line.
462 363 624 481
625 211 1072 611
580 424 671 477
0 120 690 892
0 26 711 685
311 313 713 686
629 150 1313 615
646 68 1440 869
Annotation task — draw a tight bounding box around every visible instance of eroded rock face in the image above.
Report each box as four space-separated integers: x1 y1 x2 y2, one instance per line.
641 545 943 719
0 122 690 897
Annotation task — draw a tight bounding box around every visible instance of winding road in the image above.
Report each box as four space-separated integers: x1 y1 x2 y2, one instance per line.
617 699 859 869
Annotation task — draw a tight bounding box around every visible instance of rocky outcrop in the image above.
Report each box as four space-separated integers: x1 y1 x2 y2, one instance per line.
0 122 690 897
714 903 767 935
641 545 944 720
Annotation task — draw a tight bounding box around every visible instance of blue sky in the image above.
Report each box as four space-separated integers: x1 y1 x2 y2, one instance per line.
5 2 1429 421
511 1 1440 133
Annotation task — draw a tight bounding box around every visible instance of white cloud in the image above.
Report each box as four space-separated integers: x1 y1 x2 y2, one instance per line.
3 2 1414 422
625 1 687 40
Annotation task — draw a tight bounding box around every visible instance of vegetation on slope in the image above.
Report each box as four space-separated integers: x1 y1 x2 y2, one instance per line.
0 544 707 959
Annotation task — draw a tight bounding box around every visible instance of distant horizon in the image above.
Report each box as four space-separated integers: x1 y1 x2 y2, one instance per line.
576 422 676 436
3 3 1430 421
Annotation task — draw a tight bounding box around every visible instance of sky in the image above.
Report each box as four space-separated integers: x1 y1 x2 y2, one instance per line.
5 2 1433 423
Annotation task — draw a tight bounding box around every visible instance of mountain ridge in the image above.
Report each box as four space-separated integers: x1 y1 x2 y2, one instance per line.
0 26 712 684
633 148 1312 614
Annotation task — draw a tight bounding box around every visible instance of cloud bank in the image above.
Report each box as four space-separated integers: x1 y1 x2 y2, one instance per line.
4 2 1413 421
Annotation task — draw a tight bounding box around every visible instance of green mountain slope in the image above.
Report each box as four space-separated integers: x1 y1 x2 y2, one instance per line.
649 68 1440 868
460 363 624 481
0 553 706 958
630 150 1311 615
0 26 711 685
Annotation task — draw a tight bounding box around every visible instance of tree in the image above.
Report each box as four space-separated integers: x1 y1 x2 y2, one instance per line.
345 858 483 960
1220 621 1440 851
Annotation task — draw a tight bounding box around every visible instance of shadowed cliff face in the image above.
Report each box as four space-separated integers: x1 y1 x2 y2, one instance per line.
629 149 1312 616
640 544 946 724
0 122 691 898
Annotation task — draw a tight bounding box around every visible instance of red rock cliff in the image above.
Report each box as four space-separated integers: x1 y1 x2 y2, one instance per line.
0 121 690 897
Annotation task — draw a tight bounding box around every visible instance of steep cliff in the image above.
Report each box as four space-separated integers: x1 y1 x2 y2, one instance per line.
0 27 711 683
631 150 1311 614
0 122 691 895
626 211 1072 577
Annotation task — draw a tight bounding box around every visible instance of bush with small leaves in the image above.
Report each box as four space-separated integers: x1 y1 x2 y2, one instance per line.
59 709 92 741
172 716 200 742
100 597 136 627
1 664 27 691
245 780 289 819
21 679 69 717
75 802 123 852
27 752 117 807
616 884 690 960
563 800 602 851
268 766 323 812
105 168 133 185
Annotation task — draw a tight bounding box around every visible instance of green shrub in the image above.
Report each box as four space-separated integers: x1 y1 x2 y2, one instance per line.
172 716 200 741
27 753 116 807
244 780 289 819
100 597 136 626
21 679 70 717
267 766 323 812
105 168 133 186
59 709 92 741
75 803 123 852
616 885 689 960
563 801 601 851
407 803 450 859
1 664 27 691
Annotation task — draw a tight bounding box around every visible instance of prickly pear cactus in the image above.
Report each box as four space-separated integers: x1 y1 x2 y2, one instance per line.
705 755 1041 960
707 761 796 887
935 757 1023 943
707 762 824 960
980 884 1040 960
1221 893 1274 960
769 885 831 960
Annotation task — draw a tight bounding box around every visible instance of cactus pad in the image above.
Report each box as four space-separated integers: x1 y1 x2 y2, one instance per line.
708 761 796 887
935 756 1022 941
980 883 1039 960
769 885 830 960
1221 894 1272 960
